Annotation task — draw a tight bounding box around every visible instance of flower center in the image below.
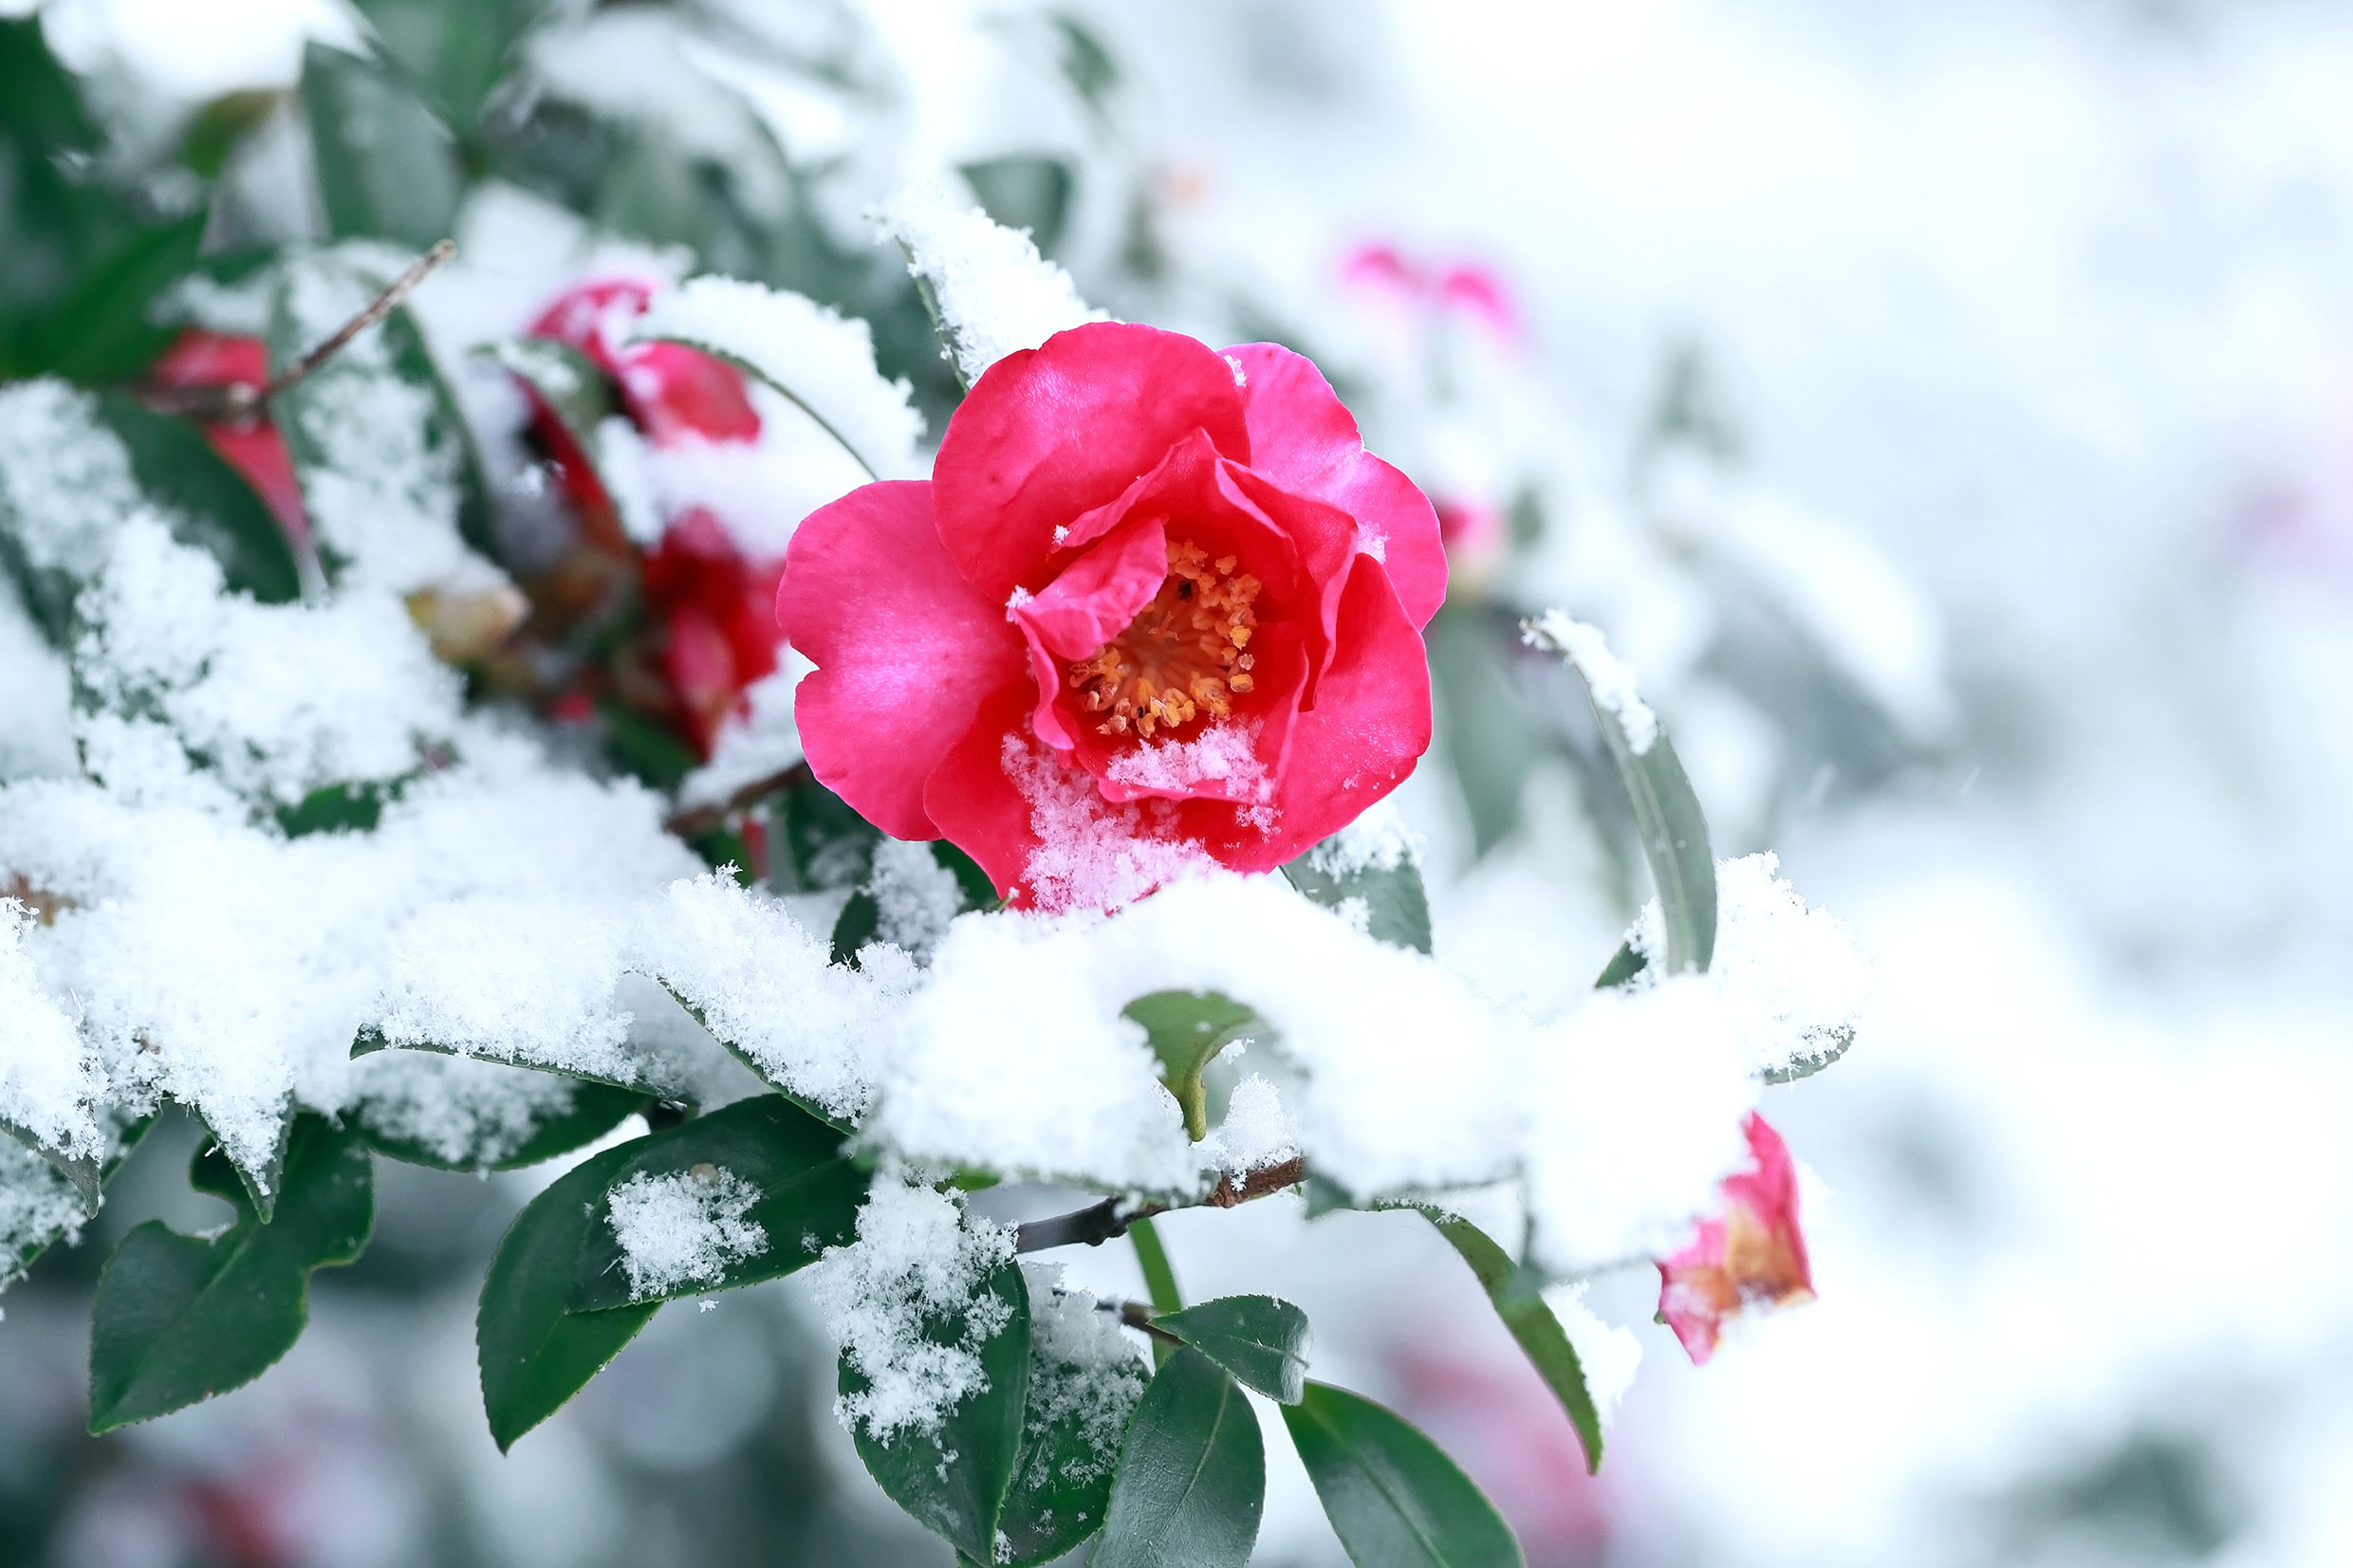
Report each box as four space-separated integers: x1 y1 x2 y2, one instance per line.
1066 539 1261 741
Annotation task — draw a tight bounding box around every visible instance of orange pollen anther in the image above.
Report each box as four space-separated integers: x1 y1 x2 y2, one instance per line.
1065 539 1262 741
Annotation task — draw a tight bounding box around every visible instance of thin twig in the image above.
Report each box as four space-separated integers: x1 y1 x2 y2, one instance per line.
1013 1156 1310 1255
131 239 457 425
1094 1297 1184 1344
662 762 812 839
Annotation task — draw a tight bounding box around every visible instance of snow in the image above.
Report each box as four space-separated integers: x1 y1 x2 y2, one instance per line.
804 1175 1018 1442
0 1136 86 1283
862 839 963 963
1522 610 1658 755
1625 854 1869 1079
605 1166 769 1301
0 380 144 584
1018 1264 1150 1488
1546 1282 1642 1431
631 275 925 481
1205 1072 1301 1176
675 658 806 814
1302 798 1420 878
0 899 101 1160
1003 732 1218 914
1102 723 1269 802
871 179 1108 384
345 1052 587 1169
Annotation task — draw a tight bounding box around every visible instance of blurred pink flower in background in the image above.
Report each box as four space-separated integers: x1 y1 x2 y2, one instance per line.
1658 1113 1816 1366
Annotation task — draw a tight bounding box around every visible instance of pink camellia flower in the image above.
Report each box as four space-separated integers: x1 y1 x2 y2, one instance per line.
147 328 312 546
1657 1113 1816 1365
778 321 1446 909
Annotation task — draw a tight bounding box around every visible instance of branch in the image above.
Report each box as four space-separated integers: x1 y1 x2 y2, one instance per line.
662 762 812 839
1096 1297 1183 1344
133 239 457 424
1013 1156 1309 1255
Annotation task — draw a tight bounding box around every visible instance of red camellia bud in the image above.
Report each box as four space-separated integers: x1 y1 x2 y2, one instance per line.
148 327 311 547
1657 1113 1816 1365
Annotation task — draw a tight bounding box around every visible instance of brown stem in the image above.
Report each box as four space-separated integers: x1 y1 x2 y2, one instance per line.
662 762 812 839
129 238 457 425
1013 1156 1310 1255
1101 1298 1184 1343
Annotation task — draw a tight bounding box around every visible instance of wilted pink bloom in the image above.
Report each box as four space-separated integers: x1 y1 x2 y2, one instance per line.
1657 1113 1815 1365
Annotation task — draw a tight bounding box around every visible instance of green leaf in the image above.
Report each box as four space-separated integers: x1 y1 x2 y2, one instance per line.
273 775 410 837
1762 1024 1854 1084
1284 1382 1524 1568
1095 1347 1265 1568
20 213 206 384
832 839 1000 966
94 391 306 605
1049 13 1121 118
350 1027 697 1106
1155 1295 1311 1405
960 155 1075 258
847 1259 1031 1563
2 1113 100 1212
1593 939 1645 990
87 1115 373 1432
1427 607 1545 859
2 1115 152 1287
1122 990 1260 1142
178 90 280 179
476 1138 658 1451
352 1072 648 1173
299 41 463 249
571 1095 862 1310
1421 1211 1603 1473
996 1295 1151 1567
1283 839 1434 955
1129 1214 1183 1319
476 335 614 460
775 773 882 893
352 0 534 131
1523 614 1716 973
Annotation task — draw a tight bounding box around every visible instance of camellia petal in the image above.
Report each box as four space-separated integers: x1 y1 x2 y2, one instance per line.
779 481 1027 839
932 322 1252 602
1223 341 1449 626
1657 1113 1815 1366
1256 557 1434 861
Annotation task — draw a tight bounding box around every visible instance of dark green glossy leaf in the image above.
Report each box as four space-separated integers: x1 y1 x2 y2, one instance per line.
1123 990 1259 1141
1523 615 1715 973
2 1113 99 1211
476 1138 658 1451
961 155 1074 257
21 213 206 384
351 1066 647 1173
353 0 534 130
1095 1347 1264 1568
847 1259 1030 1563
1155 1295 1311 1406
300 42 463 249
571 1095 862 1310
1283 839 1433 955
1 1115 151 1287
997 1293 1150 1567
1283 1381 1525 1568
87 1115 372 1432
95 391 305 604
1421 1211 1603 1473
775 774 882 893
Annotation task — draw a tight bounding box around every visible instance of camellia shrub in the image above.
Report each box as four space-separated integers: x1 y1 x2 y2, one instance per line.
0 11 1866 1566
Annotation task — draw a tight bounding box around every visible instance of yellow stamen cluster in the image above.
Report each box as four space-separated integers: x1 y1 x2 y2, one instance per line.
1066 539 1261 740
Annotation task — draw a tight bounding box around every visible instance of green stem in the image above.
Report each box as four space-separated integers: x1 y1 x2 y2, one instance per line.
1129 1214 1182 1316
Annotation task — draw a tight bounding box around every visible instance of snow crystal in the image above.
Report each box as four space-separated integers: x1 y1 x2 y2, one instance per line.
270 248 479 594
0 1137 85 1282
1102 723 1269 802
864 839 963 963
1302 797 1420 878
631 275 925 480
0 900 101 1159
864 873 1524 1197
1624 853 1868 1077
75 519 460 808
345 1051 586 1167
0 379 142 581
1546 1282 1641 1430
872 180 1109 384
1005 734 1218 915
1205 1073 1300 1176
632 873 902 1119
1523 610 1658 754
1521 977 1759 1276
606 1165 769 1300
1019 1264 1150 1489
372 895 637 1076
804 1176 1017 1441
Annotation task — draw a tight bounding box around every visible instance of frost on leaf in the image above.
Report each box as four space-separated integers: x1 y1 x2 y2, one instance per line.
872 179 1109 385
1522 610 1658 754
804 1176 1017 1442
1016 1264 1150 1494
0 1136 87 1287
606 1165 769 1301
